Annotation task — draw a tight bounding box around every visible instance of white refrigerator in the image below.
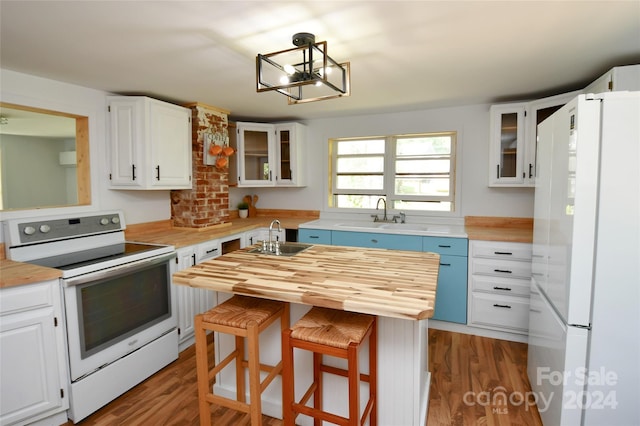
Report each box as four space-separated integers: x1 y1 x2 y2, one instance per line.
527 92 639 425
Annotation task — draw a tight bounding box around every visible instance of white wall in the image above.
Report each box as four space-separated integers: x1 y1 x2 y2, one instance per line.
231 104 534 219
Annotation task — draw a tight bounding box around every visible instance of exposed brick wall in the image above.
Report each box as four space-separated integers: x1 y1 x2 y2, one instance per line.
171 103 230 228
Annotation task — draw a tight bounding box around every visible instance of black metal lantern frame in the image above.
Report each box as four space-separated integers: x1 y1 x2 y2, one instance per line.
256 33 351 104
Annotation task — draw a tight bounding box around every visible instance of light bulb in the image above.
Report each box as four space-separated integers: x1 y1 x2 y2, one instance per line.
283 64 295 75
280 76 290 85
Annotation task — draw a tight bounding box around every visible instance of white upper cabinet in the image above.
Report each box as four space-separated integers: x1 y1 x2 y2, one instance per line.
108 96 192 189
489 91 579 187
489 103 526 186
234 122 306 187
583 64 640 94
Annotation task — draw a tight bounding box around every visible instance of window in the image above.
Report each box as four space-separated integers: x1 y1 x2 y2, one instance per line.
329 132 456 213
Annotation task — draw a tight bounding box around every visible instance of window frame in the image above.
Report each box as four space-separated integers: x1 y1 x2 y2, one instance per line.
328 131 458 215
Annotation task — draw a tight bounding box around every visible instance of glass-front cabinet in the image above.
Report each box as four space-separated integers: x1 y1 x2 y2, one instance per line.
237 122 272 185
489 103 525 186
235 122 306 187
489 91 579 187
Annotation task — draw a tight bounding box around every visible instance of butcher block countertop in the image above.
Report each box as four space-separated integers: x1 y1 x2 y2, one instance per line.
0 259 62 289
173 244 440 321
125 215 316 248
464 216 533 243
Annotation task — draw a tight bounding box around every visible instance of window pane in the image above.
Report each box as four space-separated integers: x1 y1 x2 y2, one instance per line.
337 139 385 155
396 159 450 174
393 200 451 211
336 175 384 190
337 156 384 173
396 137 451 156
335 194 385 208
395 177 450 196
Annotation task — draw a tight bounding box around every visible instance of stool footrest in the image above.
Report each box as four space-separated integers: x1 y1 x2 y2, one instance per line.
205 393 250 414
297 382 318 408
320 363 371 382
212 349 239 378
293 402 350 426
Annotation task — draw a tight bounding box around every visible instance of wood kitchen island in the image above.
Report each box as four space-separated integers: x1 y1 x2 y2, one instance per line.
173 243 440 426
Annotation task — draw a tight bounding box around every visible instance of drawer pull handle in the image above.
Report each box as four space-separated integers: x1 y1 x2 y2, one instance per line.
371 239 378 243
494 269 512 274
438 244 451 248
440 263 451 267
493 286 512 291
205 248 218 254
494 251 512 255
309 236 320 239
493 304 512 309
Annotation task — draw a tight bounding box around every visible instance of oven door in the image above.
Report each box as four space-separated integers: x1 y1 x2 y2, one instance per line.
63 252 177 382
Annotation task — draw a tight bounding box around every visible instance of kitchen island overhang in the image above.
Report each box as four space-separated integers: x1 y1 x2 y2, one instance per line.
173 243 440 426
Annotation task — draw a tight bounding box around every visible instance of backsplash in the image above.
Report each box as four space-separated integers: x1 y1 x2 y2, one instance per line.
171 102 231 228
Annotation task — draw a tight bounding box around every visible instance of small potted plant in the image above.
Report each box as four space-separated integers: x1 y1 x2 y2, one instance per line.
237 201 249 218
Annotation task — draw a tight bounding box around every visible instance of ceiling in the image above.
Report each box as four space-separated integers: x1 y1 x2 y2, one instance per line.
1 1 639 122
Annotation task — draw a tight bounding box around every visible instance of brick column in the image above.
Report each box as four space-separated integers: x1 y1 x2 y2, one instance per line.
171 102 231 228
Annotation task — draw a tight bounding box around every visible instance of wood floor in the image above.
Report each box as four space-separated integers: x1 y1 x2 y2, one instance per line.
65 329 542 426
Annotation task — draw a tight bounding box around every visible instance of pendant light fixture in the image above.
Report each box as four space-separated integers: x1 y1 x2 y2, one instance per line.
256 33 350 104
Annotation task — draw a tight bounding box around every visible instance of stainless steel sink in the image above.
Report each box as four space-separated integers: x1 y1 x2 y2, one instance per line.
247 242 313 257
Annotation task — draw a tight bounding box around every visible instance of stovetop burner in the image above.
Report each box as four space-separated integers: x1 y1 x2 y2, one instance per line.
28 242 168 270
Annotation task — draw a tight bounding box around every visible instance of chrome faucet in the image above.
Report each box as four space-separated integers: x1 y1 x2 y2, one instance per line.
372 197 388 222
268 219 281 252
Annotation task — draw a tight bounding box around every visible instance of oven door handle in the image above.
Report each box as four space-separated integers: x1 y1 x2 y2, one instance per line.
63 251 177 287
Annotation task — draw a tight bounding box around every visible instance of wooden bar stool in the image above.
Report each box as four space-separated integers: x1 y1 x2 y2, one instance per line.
281 307 377 426
194 295 289 426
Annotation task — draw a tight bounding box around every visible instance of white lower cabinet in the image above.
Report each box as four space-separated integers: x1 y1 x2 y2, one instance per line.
0 280 69 426
173 241 220 350
467 240 532 334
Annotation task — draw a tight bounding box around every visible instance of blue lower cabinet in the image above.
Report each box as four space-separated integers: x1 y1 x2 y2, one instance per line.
430 254 468 323
299 229 332 245
331 231 422 251
424 237 468 324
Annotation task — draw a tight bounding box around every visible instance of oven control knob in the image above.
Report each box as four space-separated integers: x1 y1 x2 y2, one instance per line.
100 218 110 225
23 226 36 235
39 224 51 233
111 216 120 224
